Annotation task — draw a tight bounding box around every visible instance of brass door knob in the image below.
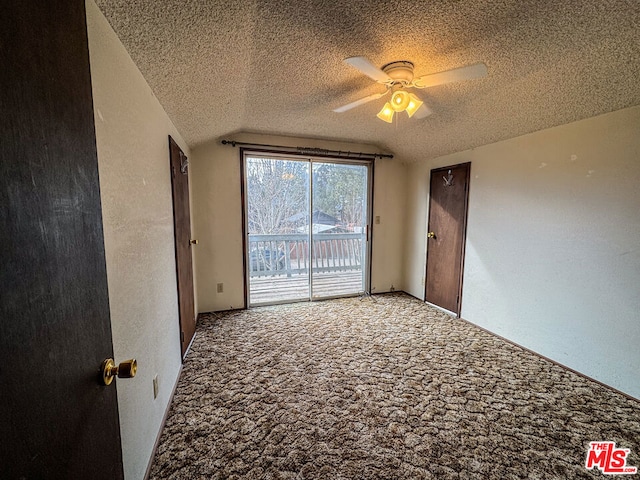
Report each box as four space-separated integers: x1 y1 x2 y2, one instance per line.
190 239 199 245
101 358 137 386
427 232 436 239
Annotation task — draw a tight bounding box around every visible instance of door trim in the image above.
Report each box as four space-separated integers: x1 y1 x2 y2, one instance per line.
424 162 471 317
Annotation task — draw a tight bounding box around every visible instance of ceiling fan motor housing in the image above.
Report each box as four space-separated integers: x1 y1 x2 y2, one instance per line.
381 61 415 84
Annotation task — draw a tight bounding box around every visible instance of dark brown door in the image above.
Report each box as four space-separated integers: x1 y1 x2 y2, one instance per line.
425 163 471 316
0 1 124 478
169 136 196 358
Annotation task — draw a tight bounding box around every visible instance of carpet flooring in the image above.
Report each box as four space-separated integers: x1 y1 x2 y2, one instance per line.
149 293 639 479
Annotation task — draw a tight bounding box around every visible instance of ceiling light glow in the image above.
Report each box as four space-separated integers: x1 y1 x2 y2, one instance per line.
390 90 410 112
405 93 424 117
376 102 395 123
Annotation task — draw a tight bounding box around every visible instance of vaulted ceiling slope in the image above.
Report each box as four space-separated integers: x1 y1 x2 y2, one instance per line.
96 0 640 162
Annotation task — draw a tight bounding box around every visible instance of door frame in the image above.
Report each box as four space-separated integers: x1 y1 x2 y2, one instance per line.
424 162 471 317
240 148 374 307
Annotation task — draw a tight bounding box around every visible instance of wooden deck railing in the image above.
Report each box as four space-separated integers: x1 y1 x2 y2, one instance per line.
248 233 365 277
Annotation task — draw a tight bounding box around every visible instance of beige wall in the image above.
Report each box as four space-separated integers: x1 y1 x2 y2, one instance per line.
403 105 640 399
190 133 406 313
370 156 407 293
87 2 190 478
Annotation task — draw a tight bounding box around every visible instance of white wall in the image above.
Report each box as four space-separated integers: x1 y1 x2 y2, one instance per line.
190 133 406 313
86 2 190 478
403 106 640 399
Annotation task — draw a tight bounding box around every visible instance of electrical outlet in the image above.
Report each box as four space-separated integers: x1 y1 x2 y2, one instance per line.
375 216 380 224
421 277 425 286
153 375 159 399
217 283 224 293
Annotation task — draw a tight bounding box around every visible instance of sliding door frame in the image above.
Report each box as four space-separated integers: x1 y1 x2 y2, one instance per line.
240 148 374 307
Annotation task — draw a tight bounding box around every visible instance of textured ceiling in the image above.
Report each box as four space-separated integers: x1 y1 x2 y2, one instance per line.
95 0 640 162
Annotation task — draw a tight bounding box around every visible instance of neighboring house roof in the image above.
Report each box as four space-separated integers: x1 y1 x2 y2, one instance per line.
296 223 342 234
287 210 340 225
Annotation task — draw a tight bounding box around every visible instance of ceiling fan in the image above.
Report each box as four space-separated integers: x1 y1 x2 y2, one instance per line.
334 56 488 123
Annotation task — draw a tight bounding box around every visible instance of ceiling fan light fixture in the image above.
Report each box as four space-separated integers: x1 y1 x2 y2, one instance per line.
376 102 395 123
336 56 488 121
390 90 410 112
405 93 424 118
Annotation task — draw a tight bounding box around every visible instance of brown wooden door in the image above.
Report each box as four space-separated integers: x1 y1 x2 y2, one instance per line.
425 163 471 316
169 136 196 358
0 1 124 478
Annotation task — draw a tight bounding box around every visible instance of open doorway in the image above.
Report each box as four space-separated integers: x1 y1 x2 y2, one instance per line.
243 153 372 306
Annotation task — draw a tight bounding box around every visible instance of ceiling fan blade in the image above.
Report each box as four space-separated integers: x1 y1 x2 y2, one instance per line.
413 103 433 119
413 63 487 88
344 57 392 83
333 91 387 113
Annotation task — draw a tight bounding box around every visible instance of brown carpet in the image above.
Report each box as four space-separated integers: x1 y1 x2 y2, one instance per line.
149 293 639 479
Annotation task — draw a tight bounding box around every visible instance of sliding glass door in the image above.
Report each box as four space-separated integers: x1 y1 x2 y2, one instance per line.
245 157 310 304
310 162 368 299
244 154 371 306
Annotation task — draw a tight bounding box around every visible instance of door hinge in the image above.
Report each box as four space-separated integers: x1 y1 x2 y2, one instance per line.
172 165 176 178
456 295 460 305
180 331 184 343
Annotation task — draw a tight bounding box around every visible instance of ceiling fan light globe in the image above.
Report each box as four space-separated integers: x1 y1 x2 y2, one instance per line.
390 90 410 112
405 93 424 117
377 103 395 123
